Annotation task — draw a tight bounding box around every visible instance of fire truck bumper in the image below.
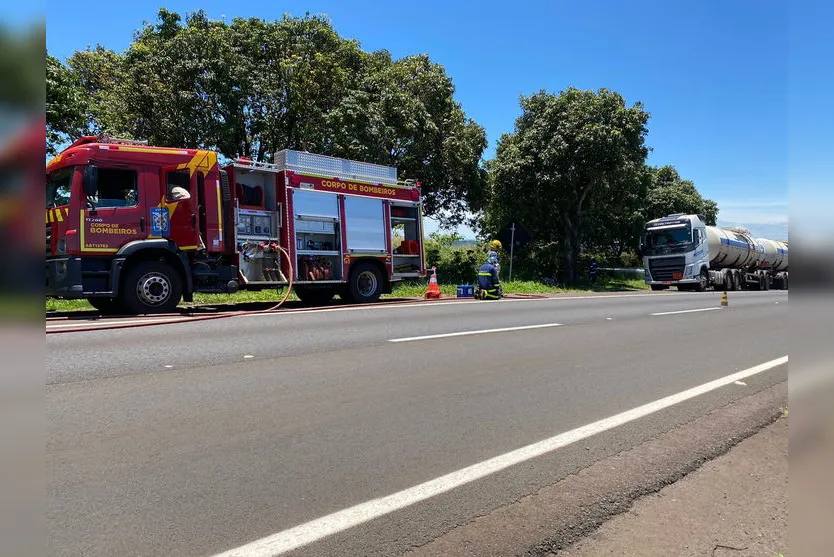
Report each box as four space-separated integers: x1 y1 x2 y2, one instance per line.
46 256 84 297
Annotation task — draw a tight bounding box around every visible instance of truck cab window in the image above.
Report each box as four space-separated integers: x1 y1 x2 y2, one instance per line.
46 167 73 207
95 168 138 208
166 170 191 201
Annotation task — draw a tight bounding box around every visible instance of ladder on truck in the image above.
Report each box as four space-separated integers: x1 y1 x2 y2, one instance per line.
273 149 401 186
234 151 419 188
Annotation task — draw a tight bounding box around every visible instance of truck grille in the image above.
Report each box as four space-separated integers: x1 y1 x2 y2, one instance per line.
649 257 685 281
46 224 52 255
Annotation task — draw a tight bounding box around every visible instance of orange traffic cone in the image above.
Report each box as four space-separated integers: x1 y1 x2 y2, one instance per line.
425 266 442 299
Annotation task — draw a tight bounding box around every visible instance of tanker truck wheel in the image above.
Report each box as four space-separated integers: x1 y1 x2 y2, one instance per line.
695 269 708 292
120 260 183 314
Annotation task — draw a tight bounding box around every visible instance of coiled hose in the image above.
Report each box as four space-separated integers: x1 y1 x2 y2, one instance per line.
47 246 295 334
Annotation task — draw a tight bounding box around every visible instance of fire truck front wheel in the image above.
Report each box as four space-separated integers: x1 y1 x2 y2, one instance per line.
345 262 383 303
121 260 183 314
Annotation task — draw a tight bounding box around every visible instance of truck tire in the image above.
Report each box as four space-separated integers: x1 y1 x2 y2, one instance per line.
344 262 383 303
120 260 183 314
87 297 126 315
295 286 335 306
695 269 708 292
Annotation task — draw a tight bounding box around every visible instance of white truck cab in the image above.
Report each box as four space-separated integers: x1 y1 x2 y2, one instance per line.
642 213 710 291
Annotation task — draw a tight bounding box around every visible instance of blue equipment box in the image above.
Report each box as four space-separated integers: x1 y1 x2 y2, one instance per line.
457 285 474 298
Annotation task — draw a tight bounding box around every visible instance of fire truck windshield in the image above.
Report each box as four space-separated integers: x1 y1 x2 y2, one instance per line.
47 167 73 208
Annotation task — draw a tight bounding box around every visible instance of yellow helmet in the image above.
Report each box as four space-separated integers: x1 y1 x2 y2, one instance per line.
490 240 502 250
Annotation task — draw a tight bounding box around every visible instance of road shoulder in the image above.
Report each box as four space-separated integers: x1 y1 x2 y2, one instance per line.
554 412 787 557
405 381 787 557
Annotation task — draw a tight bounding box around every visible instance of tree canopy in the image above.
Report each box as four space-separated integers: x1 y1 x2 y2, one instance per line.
644 165 719 225
48 9 487 226
486 87 651 282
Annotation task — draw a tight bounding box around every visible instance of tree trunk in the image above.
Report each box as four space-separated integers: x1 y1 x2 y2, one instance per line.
562 209 583 284
562 219 577 284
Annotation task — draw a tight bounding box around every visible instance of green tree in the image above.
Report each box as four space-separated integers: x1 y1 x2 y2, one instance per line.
487 87 650 283
643 165 719 225
53 9 487 226
584 164 652 261
46 54 87 155
327 54 488 225
64 46 124 138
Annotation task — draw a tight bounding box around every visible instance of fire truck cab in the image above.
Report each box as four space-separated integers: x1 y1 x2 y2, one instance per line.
46 137 426 314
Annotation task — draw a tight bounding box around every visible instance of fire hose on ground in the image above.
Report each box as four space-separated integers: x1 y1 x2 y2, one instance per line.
46 245 296 334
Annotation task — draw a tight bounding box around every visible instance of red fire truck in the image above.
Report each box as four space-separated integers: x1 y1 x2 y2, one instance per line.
46 137 426 314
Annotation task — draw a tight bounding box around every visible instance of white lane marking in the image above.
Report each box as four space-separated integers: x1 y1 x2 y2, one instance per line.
388 323 562 343
650 307 723 316
212 355 788 557
46 318 183 329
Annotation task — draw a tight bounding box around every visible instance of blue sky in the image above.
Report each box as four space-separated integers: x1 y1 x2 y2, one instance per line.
42 1 831 240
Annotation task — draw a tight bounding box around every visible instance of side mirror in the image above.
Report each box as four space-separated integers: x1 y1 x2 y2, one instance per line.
82 164 99 197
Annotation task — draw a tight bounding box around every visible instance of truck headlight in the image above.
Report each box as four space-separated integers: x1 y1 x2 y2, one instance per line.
685 265 693 278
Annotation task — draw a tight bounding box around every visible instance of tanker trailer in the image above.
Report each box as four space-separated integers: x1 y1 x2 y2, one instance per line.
754 237 789 289
642 213 788 291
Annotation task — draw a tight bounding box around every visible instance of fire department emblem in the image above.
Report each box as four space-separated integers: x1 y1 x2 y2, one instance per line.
150 207 171 236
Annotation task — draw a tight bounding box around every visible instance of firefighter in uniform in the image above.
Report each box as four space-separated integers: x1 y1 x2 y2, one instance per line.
477 251 503 299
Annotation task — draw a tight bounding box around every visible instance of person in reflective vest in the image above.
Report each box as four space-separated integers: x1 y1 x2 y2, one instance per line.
477 252 503 299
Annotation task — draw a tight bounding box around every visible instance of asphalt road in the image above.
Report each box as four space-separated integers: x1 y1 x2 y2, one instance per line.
46 290 788 556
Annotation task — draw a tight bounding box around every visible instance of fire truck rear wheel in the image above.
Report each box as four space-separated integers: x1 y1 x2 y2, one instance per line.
345 263 383 303
121 260 183 314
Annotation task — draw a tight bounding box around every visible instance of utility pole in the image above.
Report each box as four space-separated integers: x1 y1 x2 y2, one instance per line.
509 222 515 282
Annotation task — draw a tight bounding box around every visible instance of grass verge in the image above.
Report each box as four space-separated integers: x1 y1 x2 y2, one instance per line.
46 276 648 313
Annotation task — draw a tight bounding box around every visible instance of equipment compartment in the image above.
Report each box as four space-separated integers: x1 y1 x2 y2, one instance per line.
391 202 423 277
